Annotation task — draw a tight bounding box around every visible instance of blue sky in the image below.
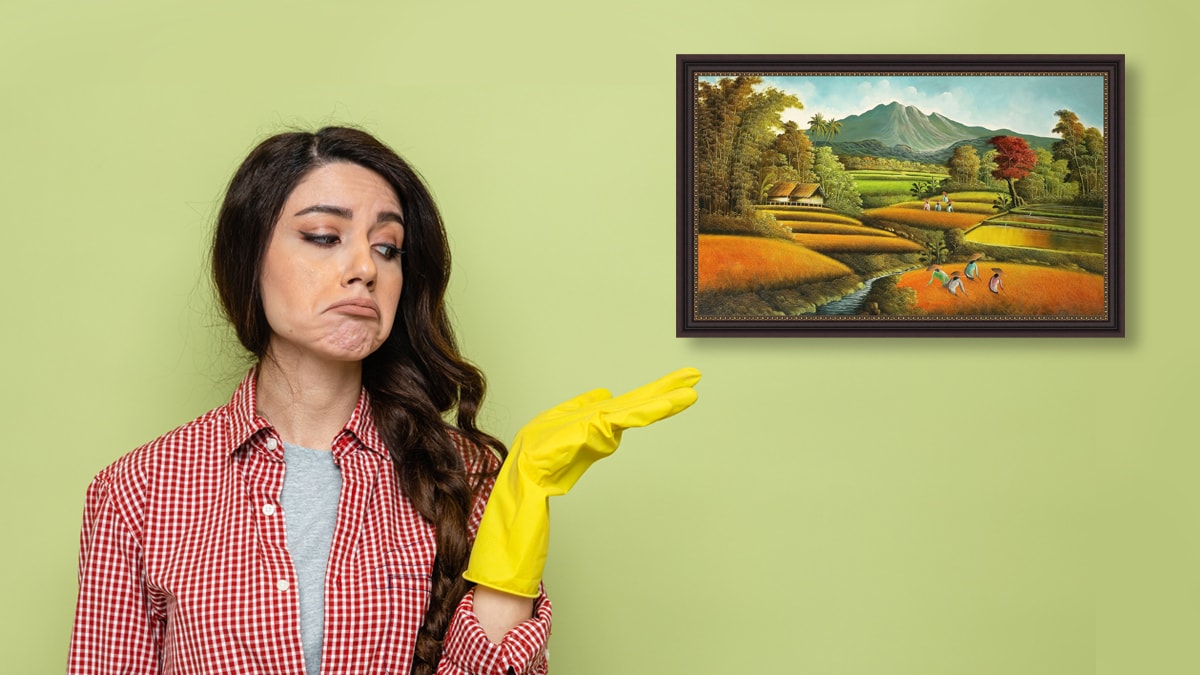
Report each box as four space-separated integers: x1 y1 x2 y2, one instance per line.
705 75 1106 137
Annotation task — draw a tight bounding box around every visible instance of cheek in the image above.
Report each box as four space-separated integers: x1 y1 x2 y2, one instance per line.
260 258 321 334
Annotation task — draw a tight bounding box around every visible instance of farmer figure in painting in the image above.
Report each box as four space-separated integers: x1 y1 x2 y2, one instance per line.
935 200 942 212
964 253 983 281
946 200 954 213
923 198 931 211
926 264 949 287
942 191 949 204
989 268 1005 294
945 271 968 297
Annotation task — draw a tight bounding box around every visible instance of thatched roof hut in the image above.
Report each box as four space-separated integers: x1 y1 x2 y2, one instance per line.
766 181 799 201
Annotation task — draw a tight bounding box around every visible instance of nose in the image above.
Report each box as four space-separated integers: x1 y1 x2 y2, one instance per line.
343 239 377 290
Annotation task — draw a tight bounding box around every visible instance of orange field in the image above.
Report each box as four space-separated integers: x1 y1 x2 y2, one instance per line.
792 234 925 253
866 206 990 231
787 222 898 236
896 263 1105 316
894 200 996 215
698 234 851 293
760 209 863 225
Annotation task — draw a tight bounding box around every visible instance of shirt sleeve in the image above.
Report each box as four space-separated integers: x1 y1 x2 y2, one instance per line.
437 434 552 674
436 587 552 675
66 472 163 674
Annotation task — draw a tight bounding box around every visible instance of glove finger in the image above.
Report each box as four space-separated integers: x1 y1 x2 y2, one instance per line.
601 386 699 430
542 388 613 417
603 367 702 410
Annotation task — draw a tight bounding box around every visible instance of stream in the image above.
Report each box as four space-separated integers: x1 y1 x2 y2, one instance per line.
813 268 917 316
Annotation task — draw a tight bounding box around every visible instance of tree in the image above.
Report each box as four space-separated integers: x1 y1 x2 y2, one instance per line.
1052 109 1105 201
946 145 981 187
1017 148 1074 203
755 147 799 203
812 146 862 215
773 120 815 180
826 118 843 140
807 112 829 140
988 136 1037 208
979 149 1005 190
695 76 802 214
909 177 946 200
1079 126 1106 201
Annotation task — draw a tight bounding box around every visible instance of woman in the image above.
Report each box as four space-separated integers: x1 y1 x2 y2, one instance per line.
67 127 699 674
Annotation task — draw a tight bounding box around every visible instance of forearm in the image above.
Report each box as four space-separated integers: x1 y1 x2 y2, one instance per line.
472 585 535 644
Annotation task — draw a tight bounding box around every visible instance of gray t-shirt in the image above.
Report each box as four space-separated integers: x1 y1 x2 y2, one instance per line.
280 443 343 675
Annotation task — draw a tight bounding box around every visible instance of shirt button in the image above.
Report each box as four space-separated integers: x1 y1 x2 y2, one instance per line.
277 579 290 592
266 438 279 451
262 503 276 516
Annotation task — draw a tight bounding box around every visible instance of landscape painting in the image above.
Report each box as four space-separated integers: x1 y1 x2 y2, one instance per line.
677 55 1124 337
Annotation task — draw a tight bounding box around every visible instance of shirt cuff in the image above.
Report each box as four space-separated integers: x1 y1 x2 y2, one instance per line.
438 585 552 675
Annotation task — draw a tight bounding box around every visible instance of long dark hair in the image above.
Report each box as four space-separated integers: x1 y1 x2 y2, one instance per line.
212 126 505 674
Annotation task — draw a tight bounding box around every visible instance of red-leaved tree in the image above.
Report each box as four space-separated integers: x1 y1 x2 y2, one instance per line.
988 135 1037 208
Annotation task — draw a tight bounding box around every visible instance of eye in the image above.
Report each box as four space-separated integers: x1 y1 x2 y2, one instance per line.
301 232 339 246
373 244 403 261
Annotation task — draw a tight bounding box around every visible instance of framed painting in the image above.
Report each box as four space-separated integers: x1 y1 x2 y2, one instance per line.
677 54 1124 337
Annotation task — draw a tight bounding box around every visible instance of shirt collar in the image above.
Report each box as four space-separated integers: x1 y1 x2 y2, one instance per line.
225 367 388 460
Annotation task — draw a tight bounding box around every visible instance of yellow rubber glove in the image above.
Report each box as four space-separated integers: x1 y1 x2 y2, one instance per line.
463 367 702 598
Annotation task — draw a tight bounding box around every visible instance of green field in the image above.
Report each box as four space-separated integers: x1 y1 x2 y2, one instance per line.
850 170 949 197
949 191 1006 203
892 199 997 215
849 170 947 180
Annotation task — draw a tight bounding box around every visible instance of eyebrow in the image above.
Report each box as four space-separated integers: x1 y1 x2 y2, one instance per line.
293 204 405 226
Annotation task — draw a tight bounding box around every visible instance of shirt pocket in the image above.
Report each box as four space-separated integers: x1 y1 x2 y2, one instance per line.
373 539 434 595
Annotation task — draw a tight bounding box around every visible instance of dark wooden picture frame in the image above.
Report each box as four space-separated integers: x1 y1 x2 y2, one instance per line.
677 54 1124 337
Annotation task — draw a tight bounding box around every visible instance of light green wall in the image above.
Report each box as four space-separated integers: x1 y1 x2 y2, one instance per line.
2 1 1194 673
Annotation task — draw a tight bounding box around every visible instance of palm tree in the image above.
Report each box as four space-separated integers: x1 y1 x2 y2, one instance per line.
807 113 828 140
826 118 843 140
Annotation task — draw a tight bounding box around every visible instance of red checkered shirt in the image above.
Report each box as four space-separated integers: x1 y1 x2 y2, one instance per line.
67 370 551 674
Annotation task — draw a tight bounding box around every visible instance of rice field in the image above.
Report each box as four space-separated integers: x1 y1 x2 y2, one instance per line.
757 207 925 254
849 170 948 178
787 222 900 236
698 234 852 293
964 203 1106 253
946 191 1004 203
895 200 996 215
792 234 925 253
850 170 949 197
755 207 863 226
964 226 1105 254
865 205 990 231
895 263 1105 316
1021 204 1105 219
979 213 1105 234
855 180 922 196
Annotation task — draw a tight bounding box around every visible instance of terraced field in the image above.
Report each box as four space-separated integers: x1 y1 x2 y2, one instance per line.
965 204 1105 253
697 234 852 293
699 206 926 303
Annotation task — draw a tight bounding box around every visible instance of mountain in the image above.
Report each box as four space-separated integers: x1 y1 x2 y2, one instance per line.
814 102 1056 162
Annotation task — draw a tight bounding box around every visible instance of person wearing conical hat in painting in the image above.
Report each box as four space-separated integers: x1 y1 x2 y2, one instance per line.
964 253 983 281
926 264 950 286
945 271 968 297
989 268 1005 294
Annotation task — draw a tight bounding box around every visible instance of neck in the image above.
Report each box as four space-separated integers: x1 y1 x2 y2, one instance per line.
256 344 364 451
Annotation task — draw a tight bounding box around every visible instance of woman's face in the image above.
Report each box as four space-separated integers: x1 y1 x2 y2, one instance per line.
259 162 405 364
